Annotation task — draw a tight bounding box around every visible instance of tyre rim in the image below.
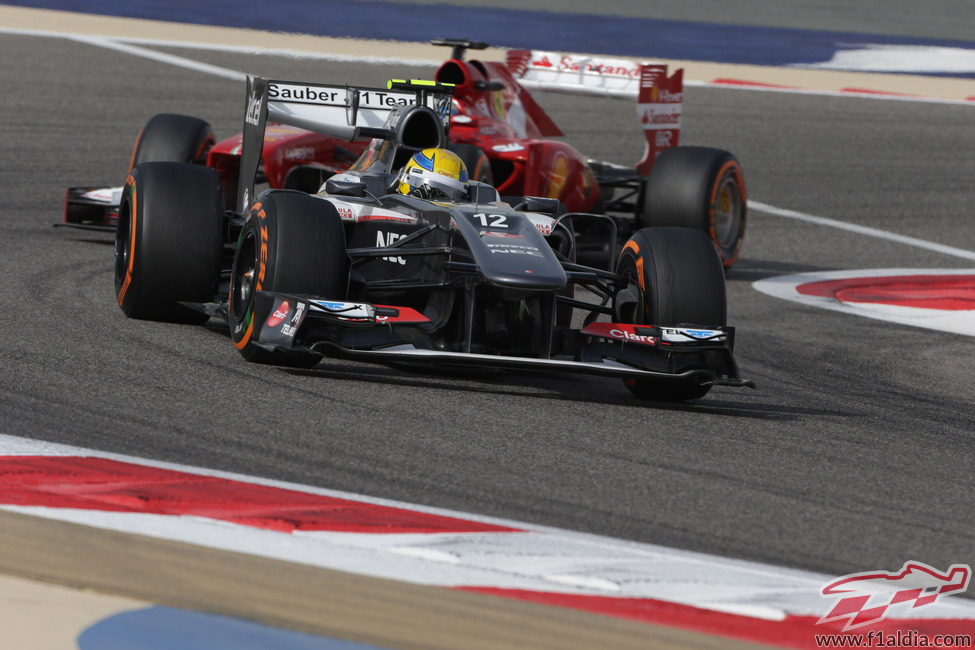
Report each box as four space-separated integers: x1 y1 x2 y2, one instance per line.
231 228 258 323
713 174 743 252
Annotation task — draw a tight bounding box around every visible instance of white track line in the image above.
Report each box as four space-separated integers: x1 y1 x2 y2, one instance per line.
749 200 975 262
106 34 443 67
67 34 247 81
684 79 975 106
1 26 441 66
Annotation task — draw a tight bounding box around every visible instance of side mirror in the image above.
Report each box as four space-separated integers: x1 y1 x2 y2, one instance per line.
514 196 565 216
324 176 368 197
468 181 500 204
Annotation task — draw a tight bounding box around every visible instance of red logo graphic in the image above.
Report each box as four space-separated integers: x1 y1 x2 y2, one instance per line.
819 561 971 631
580 322 658 346
266 300 290 328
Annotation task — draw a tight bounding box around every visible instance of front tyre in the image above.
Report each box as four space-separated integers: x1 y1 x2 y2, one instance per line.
114 162 223 324
615 227 726 401
229 191 349 366
640 146 746 269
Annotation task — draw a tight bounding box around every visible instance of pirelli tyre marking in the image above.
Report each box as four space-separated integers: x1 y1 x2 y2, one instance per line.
621 239 646 293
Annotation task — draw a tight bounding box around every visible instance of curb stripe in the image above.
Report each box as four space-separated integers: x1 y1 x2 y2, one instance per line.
458 587 975 649
0 456 520 534
752 269 975 337
2 435 974 649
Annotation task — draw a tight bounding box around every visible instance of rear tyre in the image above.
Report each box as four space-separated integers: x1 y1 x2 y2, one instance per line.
640 146 746 269
114 162 223 323
229 191 348 367
448 142 493 185
129 113 215 171
615 227 726 401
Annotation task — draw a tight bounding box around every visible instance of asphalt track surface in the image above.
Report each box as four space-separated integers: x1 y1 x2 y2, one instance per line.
1 7 975 648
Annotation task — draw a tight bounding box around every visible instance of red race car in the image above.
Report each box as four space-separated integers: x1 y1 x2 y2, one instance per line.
63 39 746 268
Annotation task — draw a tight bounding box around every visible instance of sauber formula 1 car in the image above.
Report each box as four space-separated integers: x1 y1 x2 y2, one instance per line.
64 39 747 269
110 74 751 402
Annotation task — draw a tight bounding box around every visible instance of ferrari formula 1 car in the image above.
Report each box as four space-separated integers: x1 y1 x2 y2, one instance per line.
65 39 747 270
110 73 750 401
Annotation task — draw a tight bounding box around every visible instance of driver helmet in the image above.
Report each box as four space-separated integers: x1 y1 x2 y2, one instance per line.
398 148 469 201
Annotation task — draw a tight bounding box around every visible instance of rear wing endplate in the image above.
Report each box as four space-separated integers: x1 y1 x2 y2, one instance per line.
505 51 683 174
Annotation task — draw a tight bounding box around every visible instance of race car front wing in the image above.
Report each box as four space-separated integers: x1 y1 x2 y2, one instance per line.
246 291 753 389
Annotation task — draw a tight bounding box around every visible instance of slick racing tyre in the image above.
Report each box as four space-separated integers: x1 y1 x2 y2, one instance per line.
448 142 493 185
129 113 216 171
229 190 348 367
639 146 746 269
114 162 223 324
615 227 726 401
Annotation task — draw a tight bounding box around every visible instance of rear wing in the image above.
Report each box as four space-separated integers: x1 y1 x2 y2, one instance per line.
505 50 683 174
237 76 454 212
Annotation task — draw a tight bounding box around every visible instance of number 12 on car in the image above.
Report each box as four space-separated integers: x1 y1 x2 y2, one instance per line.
471 213 508 228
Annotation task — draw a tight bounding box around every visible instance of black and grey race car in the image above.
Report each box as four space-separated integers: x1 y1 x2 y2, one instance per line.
114 75 752 401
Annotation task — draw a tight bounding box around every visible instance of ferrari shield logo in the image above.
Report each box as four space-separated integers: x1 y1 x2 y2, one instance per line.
492 89 506 119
